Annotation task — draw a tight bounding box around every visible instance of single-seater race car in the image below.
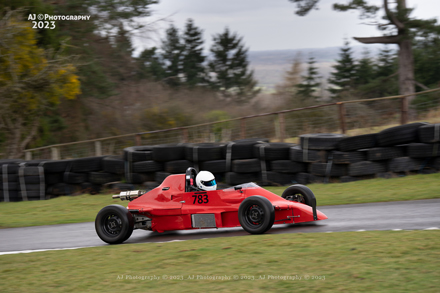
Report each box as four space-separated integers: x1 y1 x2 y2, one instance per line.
95 168 328 244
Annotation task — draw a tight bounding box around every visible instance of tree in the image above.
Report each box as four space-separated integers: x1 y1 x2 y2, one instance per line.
356 46 398 98
296 56 321 101
0 11 81 158
354 49 375 87
182 19 206 87
328 41 356 98
160 24 184 87
137 47 165 80
289 0 440 102
207 27 260 103
274 52 303 106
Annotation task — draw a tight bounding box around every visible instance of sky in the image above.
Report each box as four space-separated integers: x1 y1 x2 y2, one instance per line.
133 0 440 54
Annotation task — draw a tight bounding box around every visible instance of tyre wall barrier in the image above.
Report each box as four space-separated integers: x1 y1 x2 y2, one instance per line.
1 123 440 202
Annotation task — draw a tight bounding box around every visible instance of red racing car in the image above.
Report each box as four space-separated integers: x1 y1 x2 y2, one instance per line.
95 168 328 244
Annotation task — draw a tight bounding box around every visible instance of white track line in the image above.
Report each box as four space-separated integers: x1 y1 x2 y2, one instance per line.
1 228 438 256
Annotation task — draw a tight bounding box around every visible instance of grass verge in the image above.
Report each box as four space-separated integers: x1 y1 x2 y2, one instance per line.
1 173 440 228
0 231 439 292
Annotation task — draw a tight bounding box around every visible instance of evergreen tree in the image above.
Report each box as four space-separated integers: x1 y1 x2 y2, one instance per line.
182 19 206 87
296 56 321 101
375 46 396 79
137 47 165 80
160 24 184 87
354 48 375 87
328 41 356 98
290 0 440 102
207 28 260 103
414 35 440 89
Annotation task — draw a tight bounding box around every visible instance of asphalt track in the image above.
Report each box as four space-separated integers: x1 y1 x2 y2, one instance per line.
1 199 439 254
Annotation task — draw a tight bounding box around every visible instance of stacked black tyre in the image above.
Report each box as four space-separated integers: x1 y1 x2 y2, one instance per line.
1 160 22 202
224 139 268 186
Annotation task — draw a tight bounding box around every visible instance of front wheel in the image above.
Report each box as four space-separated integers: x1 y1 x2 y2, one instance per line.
238 196 275 234
95 204 134 244
281 184 318 220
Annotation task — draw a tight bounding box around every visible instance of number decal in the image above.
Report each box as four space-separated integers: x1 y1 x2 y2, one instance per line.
192 193 209 204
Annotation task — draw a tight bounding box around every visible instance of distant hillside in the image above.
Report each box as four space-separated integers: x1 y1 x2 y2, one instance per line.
248 44 389 91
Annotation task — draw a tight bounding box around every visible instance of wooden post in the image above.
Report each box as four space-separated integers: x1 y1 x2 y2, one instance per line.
338 103 347 134
94 141 102 156
51 147 60 160
182 128 188 143
135 134 142 146
278 113 285 142
25 151 32 160
401 96 408 125
240 118 246 139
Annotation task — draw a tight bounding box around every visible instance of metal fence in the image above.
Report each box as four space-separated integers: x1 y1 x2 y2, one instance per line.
23 88 440 160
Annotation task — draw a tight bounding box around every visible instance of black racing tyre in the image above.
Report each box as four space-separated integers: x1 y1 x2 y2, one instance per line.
263 172 296 186
20 166 43 176
152 144 186 162
21 175 44 184
89 172 121 185
95 205 134 244
309 162 347 177
164 160 194 174
42 160 71 173
290 146 327 163
0 159 23 165
80 182 101 195
102 156 125 174
185 143 225 162
294 173 313 185
0 164 20 174
281 184 316 208
132 161 163 173
348 161 387 176
1 182 19 190
418 124 440 143
238 196 275 234
45 173 63 185
366 147 405 161
1 174 18 182
336 133 377 152
21 159 51 166
407 143 440 158
199 160 227 173
300 133 346 150
377 122 427 147
225 172 259 186
253 143 294 161
269 160 305 173
63 172 88 184
22 184 44 192
331 151 366 164
123 146 153 162
224 138 269 160
155 172 172 184
127 173 154 184
232 159 261 173
70 157 104 173
388 157 424 172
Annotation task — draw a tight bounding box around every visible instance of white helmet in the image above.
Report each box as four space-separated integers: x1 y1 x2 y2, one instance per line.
196 171 217 191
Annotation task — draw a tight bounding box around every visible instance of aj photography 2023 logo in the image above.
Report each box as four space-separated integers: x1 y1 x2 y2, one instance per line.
28 14 91 29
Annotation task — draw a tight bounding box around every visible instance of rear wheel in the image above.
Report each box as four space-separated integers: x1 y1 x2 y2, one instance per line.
238 196 274 234
95 205 134 244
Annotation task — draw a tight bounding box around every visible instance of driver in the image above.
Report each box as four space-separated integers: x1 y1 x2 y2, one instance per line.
195 171 217 191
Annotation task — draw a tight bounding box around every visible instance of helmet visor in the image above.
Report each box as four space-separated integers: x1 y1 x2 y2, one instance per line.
201 179 216 187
